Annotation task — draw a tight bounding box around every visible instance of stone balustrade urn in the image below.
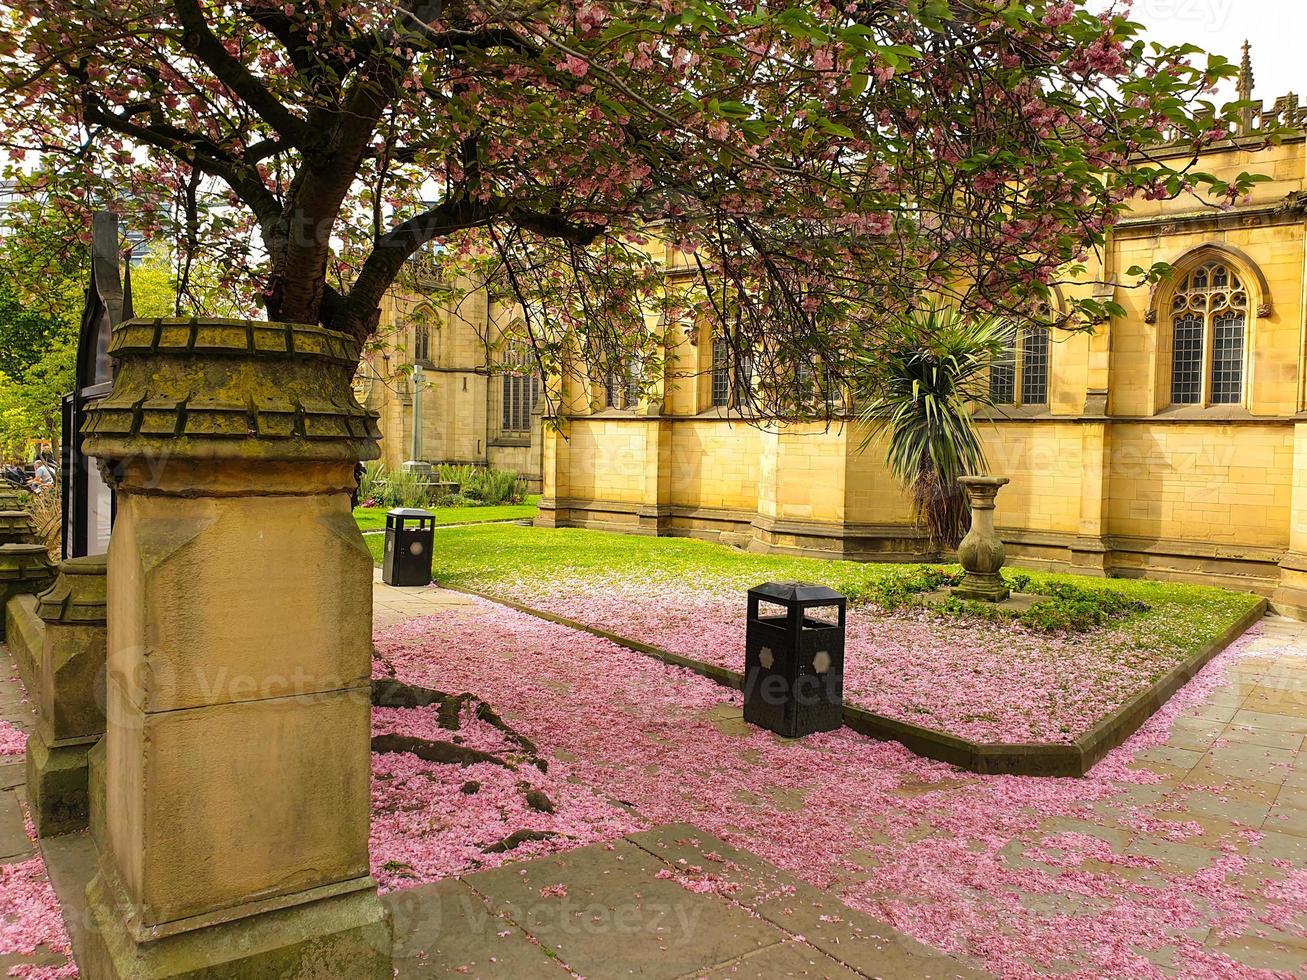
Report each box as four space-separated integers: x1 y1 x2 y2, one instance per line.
79 318 390 979
953 477 1012 603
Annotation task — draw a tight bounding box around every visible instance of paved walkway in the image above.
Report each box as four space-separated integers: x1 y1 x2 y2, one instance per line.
0 651 66 977
3 576 1304 977
373 578 1307 976
1 657 35 867
388 824 987 978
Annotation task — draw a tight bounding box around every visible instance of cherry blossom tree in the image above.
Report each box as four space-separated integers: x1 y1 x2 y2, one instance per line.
0 0 1263 415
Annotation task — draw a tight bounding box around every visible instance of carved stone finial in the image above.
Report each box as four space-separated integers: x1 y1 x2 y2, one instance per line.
1238 40 1257 135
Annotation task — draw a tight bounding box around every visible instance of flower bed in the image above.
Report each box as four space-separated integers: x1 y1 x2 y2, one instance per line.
467 577 1256 744
372 598 1303 979
421 525 1264 745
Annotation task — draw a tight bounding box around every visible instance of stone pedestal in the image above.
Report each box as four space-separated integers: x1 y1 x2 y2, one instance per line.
0 487 26 512
27 555 108 837
0 542 57 637
79 318 390 979
0 510 35 545
952 477 1011 603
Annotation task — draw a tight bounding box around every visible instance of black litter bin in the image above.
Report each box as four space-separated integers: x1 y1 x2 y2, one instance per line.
382 508 435 586
743 581 846 737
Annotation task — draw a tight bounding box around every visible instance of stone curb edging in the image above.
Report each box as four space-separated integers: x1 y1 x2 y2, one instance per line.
438 585 1267 778
361 517 533 536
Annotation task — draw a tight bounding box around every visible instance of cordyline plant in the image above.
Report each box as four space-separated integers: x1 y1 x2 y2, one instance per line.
0 0 1264 417
857 306 1005 551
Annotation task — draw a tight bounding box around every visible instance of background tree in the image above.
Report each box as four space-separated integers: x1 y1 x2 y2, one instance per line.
0 185 210 456
0 0 1263 417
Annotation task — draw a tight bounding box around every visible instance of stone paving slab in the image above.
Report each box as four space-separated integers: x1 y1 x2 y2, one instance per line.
458 838 788 978
384 824 992 979
0 787 33 863
387 877 572 979
0 759 24 790
697 940 868 979
625 824 991 980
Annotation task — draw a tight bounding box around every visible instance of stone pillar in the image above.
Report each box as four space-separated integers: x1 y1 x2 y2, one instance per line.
0 542 57 637
536 424 571 528
0 543 58 694
80 318 391 979
1072 422 1111 575
0 510 36 546
27 555 108 837
953 477 1011 602
637 420 674 535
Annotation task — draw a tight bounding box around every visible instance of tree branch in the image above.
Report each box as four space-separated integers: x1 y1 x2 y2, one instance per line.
73 79 282 227
172 0 313 148
340 196 601 340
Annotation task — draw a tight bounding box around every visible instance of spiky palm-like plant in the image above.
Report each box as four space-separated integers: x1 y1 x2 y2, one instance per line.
858 307 1007 553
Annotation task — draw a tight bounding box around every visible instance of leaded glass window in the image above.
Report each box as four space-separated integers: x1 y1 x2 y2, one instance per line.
498 339 538 433
1169 261 1249 406
711 337 730 407
1021 328 1049 405
990 324 1047 406
990 327 1017 405
605 362 639 409
708 335 752 409
501 373 535 432
736 346 755 407
1171 313 1203 404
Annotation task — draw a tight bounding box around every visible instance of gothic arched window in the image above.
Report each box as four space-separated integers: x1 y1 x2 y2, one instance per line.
1169 262 1248 405
413 323 431 363
498 340 538 433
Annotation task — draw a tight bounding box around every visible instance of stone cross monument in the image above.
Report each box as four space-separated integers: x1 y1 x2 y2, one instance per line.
402 363 432 476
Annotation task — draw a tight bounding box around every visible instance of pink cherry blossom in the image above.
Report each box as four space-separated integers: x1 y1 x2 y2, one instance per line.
372 597 1297 979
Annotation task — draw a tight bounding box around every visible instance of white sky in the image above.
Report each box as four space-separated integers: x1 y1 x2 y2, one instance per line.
1131 0 1307 105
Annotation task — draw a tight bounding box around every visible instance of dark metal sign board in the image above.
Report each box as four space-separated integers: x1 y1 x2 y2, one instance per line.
61 211 131 559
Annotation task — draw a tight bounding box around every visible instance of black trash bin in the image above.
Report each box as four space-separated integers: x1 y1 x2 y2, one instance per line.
743 582 846 738
382 508 435 586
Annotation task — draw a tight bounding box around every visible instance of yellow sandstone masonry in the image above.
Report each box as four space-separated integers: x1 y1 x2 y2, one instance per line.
369 132 1307 612
79 318 391 980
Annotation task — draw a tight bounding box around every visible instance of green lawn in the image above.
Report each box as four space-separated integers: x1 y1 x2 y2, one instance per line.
378 520 1263 634
370 521 1266 748
354 495 539 533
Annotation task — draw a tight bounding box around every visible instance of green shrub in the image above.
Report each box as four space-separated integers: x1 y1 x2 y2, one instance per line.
1004 570 1033 593
379 466 433 509
1016 582 1148 632
359 461 387 506
857 566 960 610
849 564 1150 633
435 463 523 505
